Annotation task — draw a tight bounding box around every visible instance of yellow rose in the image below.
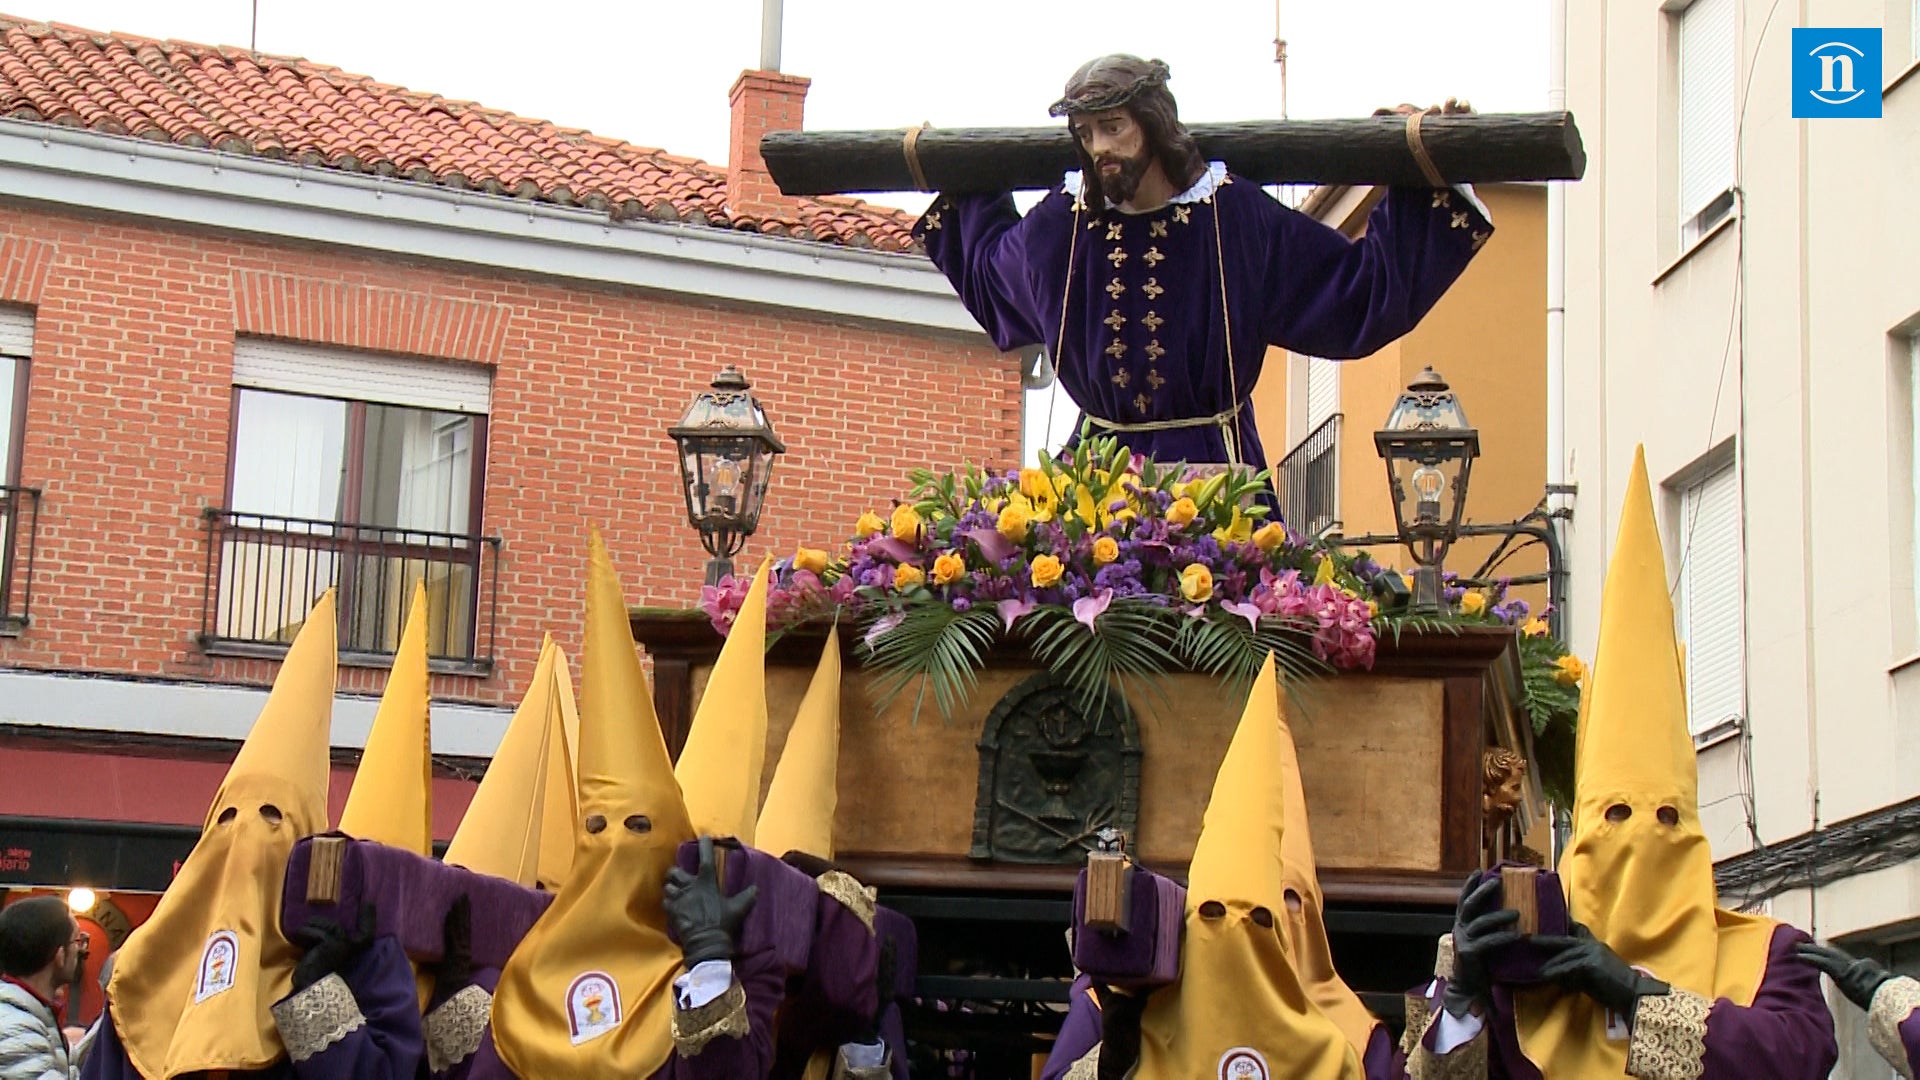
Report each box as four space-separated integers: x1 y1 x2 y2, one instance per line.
894 563 926 590
1460 591 1487 616
1031 555 1065 588
997 504 1031 542
855 511 886 538
890 504 923 542
932 551 967 586
1252 522 1287 552
1166 497 1199 527
1179 563 1214 603
1553 654 1585 687
1522 618 1550 637
1092 536 1120 565
1367 600 1380 618
793 546 829 575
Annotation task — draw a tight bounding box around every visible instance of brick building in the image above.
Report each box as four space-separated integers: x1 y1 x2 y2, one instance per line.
0 13 1017 973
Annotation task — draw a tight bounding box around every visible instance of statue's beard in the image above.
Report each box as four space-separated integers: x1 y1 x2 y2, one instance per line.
1095 149 1152 206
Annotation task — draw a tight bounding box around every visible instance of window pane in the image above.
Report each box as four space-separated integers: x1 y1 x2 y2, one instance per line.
230 390 348 524
1680 464 1744 733
1678 0 1737 232
357 404 476 535
0 354 19 484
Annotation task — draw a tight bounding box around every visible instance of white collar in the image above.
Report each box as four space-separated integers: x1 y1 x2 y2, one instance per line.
1061 160 1228 209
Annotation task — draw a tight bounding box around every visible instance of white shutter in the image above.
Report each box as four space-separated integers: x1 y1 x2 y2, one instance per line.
232 338 492 415
1306 356 1339 432
0 307 31 358
1678 0 1737 227
1677 462 1743 734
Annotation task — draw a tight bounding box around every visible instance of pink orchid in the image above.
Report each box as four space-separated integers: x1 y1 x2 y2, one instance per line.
1072 589 1113 631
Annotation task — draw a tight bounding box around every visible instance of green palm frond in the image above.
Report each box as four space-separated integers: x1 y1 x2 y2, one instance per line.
857 603 1002 725
1019 600 1181 724
1174 611 1333 716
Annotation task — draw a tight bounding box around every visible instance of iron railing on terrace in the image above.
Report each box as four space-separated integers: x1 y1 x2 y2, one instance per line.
0 485 41 634
1278 413 1341 539
198 509 502 673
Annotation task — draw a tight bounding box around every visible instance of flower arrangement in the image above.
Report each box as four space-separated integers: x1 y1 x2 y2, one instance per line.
702 432 1584 801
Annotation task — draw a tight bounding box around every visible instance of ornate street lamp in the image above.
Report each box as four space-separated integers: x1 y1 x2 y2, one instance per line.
669 366 786 586
1375 367 1479 612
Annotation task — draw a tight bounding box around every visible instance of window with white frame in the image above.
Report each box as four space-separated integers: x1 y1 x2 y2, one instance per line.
0 307 32 631
1677 0 1738 246
1305 355 1339 436
212 339 493 664
1675 459 1744 736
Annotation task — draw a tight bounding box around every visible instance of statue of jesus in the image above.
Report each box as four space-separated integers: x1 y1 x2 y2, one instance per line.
914 54 1494 482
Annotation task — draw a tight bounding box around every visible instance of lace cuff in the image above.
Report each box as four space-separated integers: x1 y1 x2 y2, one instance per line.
424 984 491 1075
1869 976 1920 1080
1433 933 1457 980
1626 989 1710 1080
1400 989 1435 1059
271 973 366 1063
1060 1042 1100 1080
818 870 878 933
671 977 750 1056
829 1043 894 1080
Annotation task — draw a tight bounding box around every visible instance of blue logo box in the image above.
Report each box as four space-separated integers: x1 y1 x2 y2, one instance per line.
1792 28 1881 118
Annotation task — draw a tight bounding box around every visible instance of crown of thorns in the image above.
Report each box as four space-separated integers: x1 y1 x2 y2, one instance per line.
1048 58 1173 117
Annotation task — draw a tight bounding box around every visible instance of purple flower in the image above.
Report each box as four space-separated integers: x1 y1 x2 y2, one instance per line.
951 596 973 612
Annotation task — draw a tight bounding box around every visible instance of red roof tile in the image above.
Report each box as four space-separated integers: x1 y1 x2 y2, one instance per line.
0 14 919 252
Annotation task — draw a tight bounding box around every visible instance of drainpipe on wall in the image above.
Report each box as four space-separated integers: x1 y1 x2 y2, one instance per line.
1547 0 1573 859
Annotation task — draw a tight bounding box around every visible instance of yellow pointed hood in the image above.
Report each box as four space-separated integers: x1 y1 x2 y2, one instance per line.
492 530 696 1077
536 644 581 891
1276 690 1380 1054
754 625 843 860
444 634 564 886
1516 446 1773 1073
1136 654 1362 1079
107 591 338 1078
675 556 773 843
338 580 433 854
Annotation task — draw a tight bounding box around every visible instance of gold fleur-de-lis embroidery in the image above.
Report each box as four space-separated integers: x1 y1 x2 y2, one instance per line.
1106 222 1124 241
1143 246 1165 268
1104 310 1126 332
1172 206 1192 225
1142 278 1165 300
1105 339 1128 359
1146 370 1167 390
1107 248 1128 268
1106 278 1126 300
1144 340 1166 362
1432 191 1451 209
924 210 943 230
1134 393 1152 414
1141 311 1164 332
1149 220 1168 238
1111 370 1131 388
1451 211 1470 230
1472 230 1491 251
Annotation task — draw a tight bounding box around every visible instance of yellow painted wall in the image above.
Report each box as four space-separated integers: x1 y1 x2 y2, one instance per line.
1251 184 1549 612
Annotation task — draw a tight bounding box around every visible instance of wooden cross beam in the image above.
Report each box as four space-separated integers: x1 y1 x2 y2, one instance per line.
761 111 1585 197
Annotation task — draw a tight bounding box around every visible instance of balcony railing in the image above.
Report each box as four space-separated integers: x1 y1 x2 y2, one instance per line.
1279 413 1341 539
199 509 501 673
0 485 41 634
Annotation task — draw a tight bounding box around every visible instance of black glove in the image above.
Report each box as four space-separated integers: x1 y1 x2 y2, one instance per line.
663 836 758 966
1796 942 1895 1011
1092 984 1148 1080
430 894 473 992
290 903 376 992
1534 923 1669 1016
1441 874 1523 1019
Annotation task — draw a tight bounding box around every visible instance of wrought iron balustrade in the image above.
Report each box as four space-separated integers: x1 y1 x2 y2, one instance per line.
1279 413 1341 539
199 509 500 672
0 485 40 634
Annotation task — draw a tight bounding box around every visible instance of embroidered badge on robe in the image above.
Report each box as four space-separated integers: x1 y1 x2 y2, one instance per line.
566 972 622 1045
194 930 239 1002
1219 1047 1272 1079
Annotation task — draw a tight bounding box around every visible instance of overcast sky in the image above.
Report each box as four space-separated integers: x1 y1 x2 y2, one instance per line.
26 0 1550 458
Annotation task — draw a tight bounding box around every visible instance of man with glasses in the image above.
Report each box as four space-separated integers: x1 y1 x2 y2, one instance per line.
0 895 87 1079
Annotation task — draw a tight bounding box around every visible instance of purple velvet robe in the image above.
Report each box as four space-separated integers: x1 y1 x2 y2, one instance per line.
768 890 879 1080
915 171 1491 475
1412 923 1838 1078
1901 1008 1920 1076
79 935 423 1080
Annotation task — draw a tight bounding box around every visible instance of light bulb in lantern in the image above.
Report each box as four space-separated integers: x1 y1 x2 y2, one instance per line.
1411 465 1445 524
709 457 742 516
67 888 96 914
